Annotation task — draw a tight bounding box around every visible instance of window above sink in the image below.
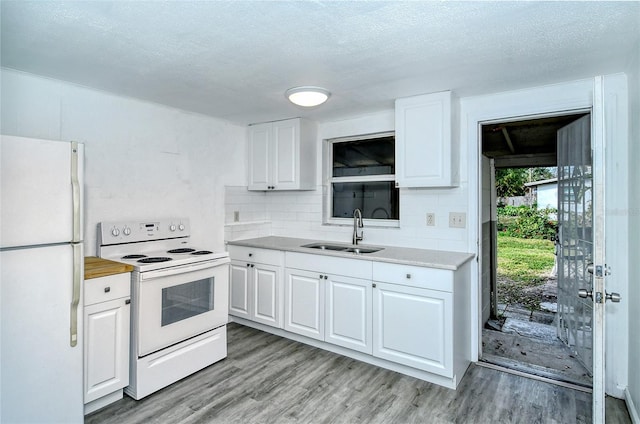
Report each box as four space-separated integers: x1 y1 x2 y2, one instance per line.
325 132 399 227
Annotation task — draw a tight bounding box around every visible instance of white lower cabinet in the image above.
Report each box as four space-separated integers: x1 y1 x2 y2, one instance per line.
372 282 452 377
229 261 251 319
227 244 471 390
85 299 130 401
228 246 284 328
83 272 131 414
284 268 325 340
325 274 372 354
283 252 373 353
284 269 372 353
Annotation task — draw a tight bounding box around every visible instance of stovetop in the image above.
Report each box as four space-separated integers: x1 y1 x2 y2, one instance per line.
97 218 228 272
102 247 229 272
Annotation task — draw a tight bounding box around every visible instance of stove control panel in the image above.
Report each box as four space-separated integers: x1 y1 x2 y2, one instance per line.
98 218 191 245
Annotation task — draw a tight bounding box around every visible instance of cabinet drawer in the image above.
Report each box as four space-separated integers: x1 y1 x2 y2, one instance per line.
286 252 372 280
228 245 284 266
372 262 452 292
84 273 131 306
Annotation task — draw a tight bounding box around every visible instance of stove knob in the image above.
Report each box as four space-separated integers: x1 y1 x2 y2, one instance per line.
123 227 131 236
169 224 177 232
178 224 185 231
111 227 120 237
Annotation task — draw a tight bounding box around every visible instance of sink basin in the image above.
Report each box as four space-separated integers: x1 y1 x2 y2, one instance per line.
301 243 348 251
301 243 382 254
344 247 381 254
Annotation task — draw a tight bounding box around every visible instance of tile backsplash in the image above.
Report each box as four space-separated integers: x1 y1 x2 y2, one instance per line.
224 184 471 253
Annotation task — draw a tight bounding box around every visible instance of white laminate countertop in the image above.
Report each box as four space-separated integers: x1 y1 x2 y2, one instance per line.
226 236 475 271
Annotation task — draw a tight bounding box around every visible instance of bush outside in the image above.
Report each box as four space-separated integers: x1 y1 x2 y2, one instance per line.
497 204 557 240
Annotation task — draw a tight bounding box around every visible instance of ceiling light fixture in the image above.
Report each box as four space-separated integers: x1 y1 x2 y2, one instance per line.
285 86 331 107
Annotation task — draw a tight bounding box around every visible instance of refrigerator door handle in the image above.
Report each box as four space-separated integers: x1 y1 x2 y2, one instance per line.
70 243 82 347
70 142 81 243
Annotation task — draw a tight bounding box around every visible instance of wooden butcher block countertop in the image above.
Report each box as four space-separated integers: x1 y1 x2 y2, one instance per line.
84 256 133 280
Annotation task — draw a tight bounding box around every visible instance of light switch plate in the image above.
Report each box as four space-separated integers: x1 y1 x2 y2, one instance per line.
449 212 466 228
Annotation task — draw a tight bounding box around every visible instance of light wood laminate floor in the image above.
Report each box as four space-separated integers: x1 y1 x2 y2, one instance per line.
87 323 631 424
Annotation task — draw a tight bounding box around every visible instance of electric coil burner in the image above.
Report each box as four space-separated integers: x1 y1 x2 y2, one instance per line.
137 257 172 263
192 250 213 255
97 218 229 400
168 248 195 254
122 254 147 259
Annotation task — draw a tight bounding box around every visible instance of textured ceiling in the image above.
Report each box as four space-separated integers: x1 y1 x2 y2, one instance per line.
2 1 639 125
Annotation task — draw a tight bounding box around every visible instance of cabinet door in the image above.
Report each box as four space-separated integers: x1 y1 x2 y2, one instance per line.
272 119 299 190
325 275 372 354
84 298 130 403
229 261 251 319
284 269 324 341
248 122 271 190
373 282 453 377
395 91 454 187
252 263 282 328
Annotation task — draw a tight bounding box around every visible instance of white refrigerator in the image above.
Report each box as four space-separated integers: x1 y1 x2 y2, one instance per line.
1 135 85 423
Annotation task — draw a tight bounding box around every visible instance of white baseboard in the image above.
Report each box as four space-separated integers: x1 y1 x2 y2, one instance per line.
626 388 640 424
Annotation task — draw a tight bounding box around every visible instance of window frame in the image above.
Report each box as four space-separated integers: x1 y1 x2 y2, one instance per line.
324 131 399 227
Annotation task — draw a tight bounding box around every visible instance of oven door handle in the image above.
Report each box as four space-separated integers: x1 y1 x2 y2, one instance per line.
139 258 229 281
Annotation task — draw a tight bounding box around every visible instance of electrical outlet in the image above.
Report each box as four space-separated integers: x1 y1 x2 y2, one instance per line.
233 211 240 222
449 212 466 228
426 213 435 226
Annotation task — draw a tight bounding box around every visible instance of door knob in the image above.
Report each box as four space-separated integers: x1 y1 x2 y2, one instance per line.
578 289 592 299
586 263 611 276
606 292 622 303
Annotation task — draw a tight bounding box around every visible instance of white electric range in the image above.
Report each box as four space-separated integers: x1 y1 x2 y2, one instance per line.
97 218 230 400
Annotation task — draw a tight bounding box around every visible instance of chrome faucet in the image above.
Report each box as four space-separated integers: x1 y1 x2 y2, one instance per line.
352 208 364 245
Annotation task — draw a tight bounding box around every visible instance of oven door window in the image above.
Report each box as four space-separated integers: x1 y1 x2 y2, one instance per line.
161 277 214 326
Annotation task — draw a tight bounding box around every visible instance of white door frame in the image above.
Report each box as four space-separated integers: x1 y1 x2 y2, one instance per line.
463 75 629 410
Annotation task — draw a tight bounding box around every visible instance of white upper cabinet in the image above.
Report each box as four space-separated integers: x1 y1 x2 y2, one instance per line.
248 118 317 191
395 91 458 188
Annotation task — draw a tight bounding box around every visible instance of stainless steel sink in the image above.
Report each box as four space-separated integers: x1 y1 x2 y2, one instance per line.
344 247 381 254
301 243 382 254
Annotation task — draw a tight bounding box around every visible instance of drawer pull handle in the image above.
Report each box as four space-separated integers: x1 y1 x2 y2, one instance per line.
125 299 131 305
104 286 111 293
406 274 411 279
249 253 253 257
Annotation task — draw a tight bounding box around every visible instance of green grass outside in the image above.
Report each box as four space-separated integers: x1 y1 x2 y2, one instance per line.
497 233 556 310
497 233 555 284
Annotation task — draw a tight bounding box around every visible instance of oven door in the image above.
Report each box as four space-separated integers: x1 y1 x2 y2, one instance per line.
136 259 229 357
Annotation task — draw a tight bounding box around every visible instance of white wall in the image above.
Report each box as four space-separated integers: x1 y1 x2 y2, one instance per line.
536 184 557 210
1 69 246 254
225 109 471 253
626 38 640 422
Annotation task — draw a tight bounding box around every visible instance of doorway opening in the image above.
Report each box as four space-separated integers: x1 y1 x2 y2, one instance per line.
480 112 593 388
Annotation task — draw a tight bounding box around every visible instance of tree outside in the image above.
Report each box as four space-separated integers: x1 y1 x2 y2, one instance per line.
495 167 556 198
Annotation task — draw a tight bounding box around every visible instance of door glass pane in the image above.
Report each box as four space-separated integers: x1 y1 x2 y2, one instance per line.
332 136 395 177
162 278 214 326
332 182 399 220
